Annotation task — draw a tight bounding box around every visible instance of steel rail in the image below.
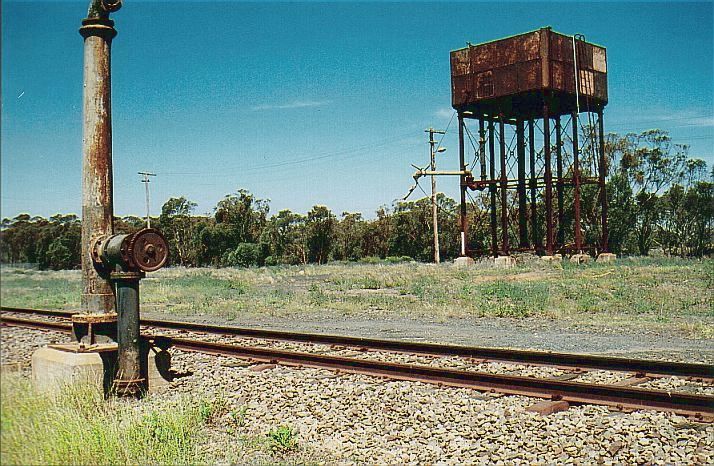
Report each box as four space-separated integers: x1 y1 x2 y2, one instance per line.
2 306 713 380
1 315 71 332
1 307 74 318
2 315 713 421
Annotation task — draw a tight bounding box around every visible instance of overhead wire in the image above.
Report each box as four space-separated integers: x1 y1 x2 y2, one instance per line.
159 129 420 177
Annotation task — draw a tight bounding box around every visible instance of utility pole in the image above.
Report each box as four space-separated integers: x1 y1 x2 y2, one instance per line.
426 128 446 263
138 172 156 228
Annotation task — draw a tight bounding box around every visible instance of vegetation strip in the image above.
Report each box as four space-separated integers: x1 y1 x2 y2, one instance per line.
3 315 713 421
3 306 713 379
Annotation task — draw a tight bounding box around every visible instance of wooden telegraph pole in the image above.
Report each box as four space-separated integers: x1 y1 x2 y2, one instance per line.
138 172 156 228
426 128 446 263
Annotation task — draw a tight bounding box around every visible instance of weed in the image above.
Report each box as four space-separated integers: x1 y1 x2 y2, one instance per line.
198 396 228 424
308 284 327 305
267 425 298 452
359 276 382 289
229 405 249 427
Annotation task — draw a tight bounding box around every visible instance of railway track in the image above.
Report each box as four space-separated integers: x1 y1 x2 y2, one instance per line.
3 306 712 379
2 307 713 421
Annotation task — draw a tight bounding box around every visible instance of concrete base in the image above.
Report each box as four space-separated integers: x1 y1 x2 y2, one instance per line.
569 254 591 264
597 253 617 263
32 342 172 395
454 256 475 267
145 345 172 392
540 254 562 263
32 346 108 393
494 256 516 268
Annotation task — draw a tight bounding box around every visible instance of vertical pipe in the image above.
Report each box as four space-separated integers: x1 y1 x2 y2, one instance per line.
528 119 539 251
543 105 554 255
458 115 468 257
516 119 528 248
572 111 583 252
556 116 565 248
113 272 144 396
488 120 497 256
79 17 117 313
499 116 509 255
598 109 609 253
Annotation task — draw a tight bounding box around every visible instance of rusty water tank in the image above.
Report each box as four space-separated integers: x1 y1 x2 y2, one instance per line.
450 27 608 118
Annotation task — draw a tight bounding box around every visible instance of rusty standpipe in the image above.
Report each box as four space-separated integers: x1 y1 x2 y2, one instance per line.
92 229 169 396
79 0 122 316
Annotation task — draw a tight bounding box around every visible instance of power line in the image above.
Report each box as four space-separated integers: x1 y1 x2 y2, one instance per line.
159 130 420 177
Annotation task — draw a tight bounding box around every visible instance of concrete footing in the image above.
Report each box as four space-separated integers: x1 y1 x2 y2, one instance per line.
32 346 109 393
597 252 617 263
32 342 172 395
145 345 172 392
569 254 591 264
454 256 475 267
540 254 562 263
494 256 516 268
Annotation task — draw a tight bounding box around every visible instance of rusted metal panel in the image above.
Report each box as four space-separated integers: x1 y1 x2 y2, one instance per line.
450 27 608 116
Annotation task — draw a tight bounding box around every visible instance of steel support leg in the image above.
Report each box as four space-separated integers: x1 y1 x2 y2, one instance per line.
528 119 539 252
556 116 564 248
489 120 498 257
517 119 528 249
499 117 509 255
598 109 609 253
479 119 487 181
458 115 468 257
572 112 583 252
543 106 554 255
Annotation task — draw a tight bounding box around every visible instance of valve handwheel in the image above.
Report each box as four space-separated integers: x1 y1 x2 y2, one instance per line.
126 228 168 272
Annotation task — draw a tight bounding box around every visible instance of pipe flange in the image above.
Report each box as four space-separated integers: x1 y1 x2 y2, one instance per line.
90 235 108 265
110 271 145 281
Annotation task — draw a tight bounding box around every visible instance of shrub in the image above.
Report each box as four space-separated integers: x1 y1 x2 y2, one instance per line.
359 256 381 264
385 255 412 263
224 243 262 267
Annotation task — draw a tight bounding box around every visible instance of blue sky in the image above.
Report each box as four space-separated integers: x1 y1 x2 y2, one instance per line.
2 1 713 219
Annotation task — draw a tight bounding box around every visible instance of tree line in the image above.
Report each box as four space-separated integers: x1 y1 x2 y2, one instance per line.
1 130 711 270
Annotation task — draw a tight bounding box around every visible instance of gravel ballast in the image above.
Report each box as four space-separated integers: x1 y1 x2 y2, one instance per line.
2 326 713 464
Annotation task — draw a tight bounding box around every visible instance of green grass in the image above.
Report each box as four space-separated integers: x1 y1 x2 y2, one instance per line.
0 374 210 465
1 257 712 337
0 374 323 465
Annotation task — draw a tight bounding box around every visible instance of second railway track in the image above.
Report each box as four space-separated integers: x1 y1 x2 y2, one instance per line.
2 306 712 380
